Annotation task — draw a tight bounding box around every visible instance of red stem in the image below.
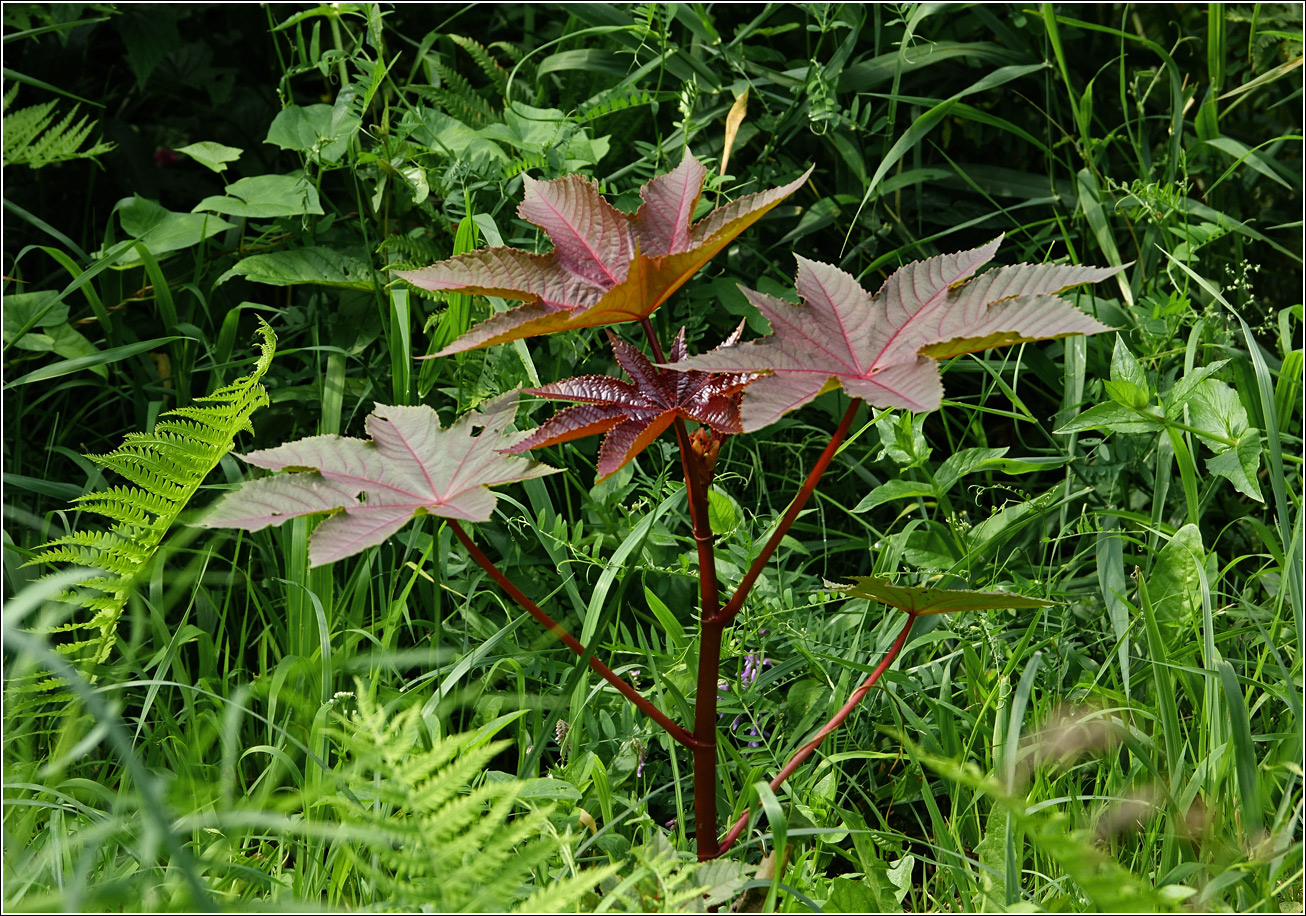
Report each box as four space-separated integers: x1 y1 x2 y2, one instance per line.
639 316 725 859
717 612 917 855
448 519 702 750
718 397 862 626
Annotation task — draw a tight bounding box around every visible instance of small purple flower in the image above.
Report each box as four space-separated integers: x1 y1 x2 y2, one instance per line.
740 651 773 689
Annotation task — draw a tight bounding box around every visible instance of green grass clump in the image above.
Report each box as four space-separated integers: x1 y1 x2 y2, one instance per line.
3 3 1300 911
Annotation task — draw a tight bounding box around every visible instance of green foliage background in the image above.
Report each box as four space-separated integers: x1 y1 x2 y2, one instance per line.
3 3 1302 911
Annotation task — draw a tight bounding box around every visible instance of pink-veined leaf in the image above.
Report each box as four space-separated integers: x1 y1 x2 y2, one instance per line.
503 327 754 482
670 235 1121 430
828 576 1057 615
200 394 558 567
394 152 812 354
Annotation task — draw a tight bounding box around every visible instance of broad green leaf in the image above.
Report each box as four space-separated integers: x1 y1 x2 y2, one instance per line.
42 322 103 372
828 875 885 913
1104 378 1151 409
876 411 931 468
193 173 324 218
706 489 741 536
1187 378 1264 499
1163 359 1230 414
175 140 242 173
7 330 54 352
199 394 559 567
1104 335 1151 408
395 151 811 354
3 310 104 376
479 102 575 154
935 446 1009 493
1109 333 1148 387
102 195 235 266
1187 377 1250 446
983 456 1072 475
216 247 374 290
1205 429 1264 501
265 89 361 163
829 576 1056 615
1146 523 1204 626
1054 400 1164 434
3 290 67 343
408 108 508 163
673 236 1117 429
852 478 938 513
886 855 915 905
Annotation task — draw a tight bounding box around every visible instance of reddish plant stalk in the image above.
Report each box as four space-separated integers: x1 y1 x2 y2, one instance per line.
641 316 725 860
448 519 702 750
717 612 917 854
718 397 862 625
679 441 724 859
692 614 725 860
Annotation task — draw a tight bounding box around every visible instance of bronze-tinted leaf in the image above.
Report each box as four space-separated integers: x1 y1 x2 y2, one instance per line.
671 236 1120 430
394 152 811 354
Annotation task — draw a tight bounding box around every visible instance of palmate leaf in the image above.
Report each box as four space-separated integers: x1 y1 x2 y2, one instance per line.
394 152 811 354
671 235 1121 430
504 327 753 482
829 576 1056 615
200 395 558 567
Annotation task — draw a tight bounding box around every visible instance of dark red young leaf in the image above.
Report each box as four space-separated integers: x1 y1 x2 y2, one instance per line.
504 327 755 482
393 152 812 354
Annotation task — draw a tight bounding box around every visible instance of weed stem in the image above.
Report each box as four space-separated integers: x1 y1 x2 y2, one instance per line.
447 519 702 749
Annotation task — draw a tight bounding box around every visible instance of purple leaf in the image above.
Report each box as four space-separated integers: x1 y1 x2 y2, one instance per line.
671 236 1121 430
505 328 754 482
200 394 558 567
394 151 812 354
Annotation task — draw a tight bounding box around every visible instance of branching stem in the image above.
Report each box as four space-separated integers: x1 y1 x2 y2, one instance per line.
640 316 725 860
718 397 862 625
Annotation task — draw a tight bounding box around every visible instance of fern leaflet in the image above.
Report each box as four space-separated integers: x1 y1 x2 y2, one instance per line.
317 686 623 912
22 322 277 681
447 34 509 96
3 85 115 168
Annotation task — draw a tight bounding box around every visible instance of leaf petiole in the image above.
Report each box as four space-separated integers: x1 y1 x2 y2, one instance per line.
718 397 863 626
447 519 703 750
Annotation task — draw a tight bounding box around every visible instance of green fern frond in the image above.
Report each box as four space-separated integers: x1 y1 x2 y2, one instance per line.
20 322 277 680
378 232 446 265
447 34 509 96
489 40 528 67
503 151 551 180
410 78 497 125
2 85 115 168
577 87 670 124
316 686 622 913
